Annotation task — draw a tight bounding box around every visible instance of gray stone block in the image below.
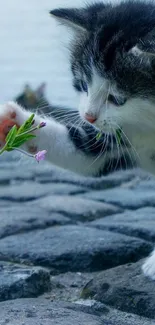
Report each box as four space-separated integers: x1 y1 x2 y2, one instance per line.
0 297 153 325
90 207 155 241
0 298 103 325
82 187 155 209
0 205 70 239
81 259 155 319
32 195 121 221
0 182 87 202
0 226 152 273
0 262 50 301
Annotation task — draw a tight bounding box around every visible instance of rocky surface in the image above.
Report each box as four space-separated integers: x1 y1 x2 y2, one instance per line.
0 226 151 273
0 155 155 324
81 259 155 319
0 262 51 301
89 207 155 242
0 298 154 325
82 186 155 209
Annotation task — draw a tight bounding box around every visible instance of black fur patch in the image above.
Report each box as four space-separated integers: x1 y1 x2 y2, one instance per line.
67 122 125 156
59 1 155 98
67 123 110 155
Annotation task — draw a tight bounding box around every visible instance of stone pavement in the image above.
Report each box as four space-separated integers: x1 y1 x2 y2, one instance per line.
0 152 155 324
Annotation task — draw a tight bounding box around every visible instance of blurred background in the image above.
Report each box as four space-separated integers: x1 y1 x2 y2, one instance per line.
0 0 86 109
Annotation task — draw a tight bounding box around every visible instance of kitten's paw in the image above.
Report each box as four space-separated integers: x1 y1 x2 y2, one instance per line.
0 101 30 146
142 250 155 280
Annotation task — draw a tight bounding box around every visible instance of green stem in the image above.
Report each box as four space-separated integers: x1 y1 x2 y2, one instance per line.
0 143 9 155
12 147 34 158
17 125 39 137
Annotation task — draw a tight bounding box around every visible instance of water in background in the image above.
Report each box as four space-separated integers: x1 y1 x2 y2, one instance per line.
0 0 85 108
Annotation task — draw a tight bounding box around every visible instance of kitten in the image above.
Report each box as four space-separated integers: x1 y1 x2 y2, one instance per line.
1 1 155 278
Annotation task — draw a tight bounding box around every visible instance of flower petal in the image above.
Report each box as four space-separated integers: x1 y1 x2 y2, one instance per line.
39 122 46 128
35 150 47 162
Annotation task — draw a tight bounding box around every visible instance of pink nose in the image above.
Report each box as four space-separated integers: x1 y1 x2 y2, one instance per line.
84 113 97 124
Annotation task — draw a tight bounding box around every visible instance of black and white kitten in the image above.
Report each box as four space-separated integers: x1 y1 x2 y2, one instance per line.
1 0 155 279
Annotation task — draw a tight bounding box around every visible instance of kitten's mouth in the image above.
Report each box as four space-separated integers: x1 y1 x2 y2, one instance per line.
83 113 118 134
94 121 113 133
94 117 120 133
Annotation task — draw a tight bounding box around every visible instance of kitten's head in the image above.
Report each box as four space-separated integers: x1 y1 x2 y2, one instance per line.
51 1 155 133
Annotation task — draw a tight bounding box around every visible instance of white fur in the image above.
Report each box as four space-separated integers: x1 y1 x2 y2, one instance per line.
79 71 109 128
130 45 143 56
142 249 155 280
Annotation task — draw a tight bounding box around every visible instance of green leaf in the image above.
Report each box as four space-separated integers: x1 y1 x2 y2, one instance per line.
6 125 17 147
17 113 35 135
6 147 14 152
116 129 122 145
96 132 102 141
13 134 36 148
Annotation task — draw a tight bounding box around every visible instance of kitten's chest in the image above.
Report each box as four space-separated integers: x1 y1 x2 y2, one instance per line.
131 131 155 174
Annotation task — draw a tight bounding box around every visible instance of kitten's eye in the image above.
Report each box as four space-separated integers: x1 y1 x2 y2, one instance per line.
108 94 126 106
81 80 88 94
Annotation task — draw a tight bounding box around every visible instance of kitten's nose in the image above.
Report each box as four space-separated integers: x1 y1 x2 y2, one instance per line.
84 113 97 124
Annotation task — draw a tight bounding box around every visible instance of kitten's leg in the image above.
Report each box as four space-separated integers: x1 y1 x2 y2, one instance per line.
0 101 110 176
142 249 155 280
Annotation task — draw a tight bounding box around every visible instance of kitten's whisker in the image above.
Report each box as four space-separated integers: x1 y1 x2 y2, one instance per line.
37 102 51 110
45 109 78 115
45 112 80 127
104 83 111 122
79 134 99 151
77 129 98 149
67 117 86 135
112 122 138 168
119 137 128 170
111 127 122 171
53 113 79 120
45 111 79 119
106 125 114 171
45 111 80 124
113 122 140 164
36 98 50 113
114 130 133 170
67 117 84 133
82 132 109 152
110 126 128 170
52 114 80 124
87 132 109 170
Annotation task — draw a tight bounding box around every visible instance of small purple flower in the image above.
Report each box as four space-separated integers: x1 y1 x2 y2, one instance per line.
39 122 46 128
35 150 47 162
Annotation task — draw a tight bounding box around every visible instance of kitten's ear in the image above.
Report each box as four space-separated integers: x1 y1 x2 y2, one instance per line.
36 83 46 98
50 8 88 34
24 84 33 96
50 3 106 34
